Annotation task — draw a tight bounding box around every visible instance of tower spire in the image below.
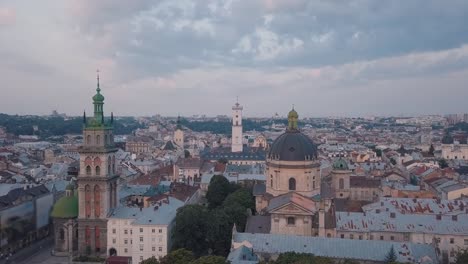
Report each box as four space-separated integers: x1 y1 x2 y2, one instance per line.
96 69 100 93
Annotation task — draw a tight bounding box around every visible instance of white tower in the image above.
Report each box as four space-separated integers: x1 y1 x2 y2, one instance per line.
231 99 243 153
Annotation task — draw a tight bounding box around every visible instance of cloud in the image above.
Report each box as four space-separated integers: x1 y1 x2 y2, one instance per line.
0 7 15 26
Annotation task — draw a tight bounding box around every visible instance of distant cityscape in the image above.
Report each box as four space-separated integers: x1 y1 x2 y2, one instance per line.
0 80 467 264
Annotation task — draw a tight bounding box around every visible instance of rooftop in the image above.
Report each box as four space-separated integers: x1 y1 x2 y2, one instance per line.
232 232 437 263
362 197 468 215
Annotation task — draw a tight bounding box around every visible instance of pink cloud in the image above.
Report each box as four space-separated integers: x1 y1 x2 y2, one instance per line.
0 7 16 26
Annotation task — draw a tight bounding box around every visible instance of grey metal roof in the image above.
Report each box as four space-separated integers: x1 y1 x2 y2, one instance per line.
232 232 438 263
268 131 317 161
245 215 271 234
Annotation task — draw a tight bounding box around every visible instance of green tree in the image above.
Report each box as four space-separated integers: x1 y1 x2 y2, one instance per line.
159 249 195 264
428 144 435 156
206 209 233 256
206 175 231 209
191 255 227 264
384 246 397 263
141 256 160 264
438 159 448 169
173 205 210 256
375 149 382 157
222 188 255 211
456 250 468 264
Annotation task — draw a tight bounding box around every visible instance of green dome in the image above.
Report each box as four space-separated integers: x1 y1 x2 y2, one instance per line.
93 88 105 102
51 194 78 218
333 158 349 170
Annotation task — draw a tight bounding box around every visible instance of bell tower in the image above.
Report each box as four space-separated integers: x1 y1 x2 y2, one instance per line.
77 72 119 256
231 98 243 153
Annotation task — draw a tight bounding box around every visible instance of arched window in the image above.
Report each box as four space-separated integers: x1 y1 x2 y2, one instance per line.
86 135 91 145
85 185 91 218
339 178 344 189
85 226 90 245
95 226 101 252
95 166 100 176
96 135 101 145
94 185 101 218
59 228 65 240
86 166 91 176
112 156 116 174
288 178 296 191
287 217 295 225
104 135 108 145
108 156 112 175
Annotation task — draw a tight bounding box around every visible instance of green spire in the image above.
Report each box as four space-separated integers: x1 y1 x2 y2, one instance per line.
287 105 298 131
92 70 105 124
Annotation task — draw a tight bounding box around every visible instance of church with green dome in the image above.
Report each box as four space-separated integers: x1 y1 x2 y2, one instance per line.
52 73 119 257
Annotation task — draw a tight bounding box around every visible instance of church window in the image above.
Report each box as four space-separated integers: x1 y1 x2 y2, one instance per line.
87 135 91 145
59 228 65 240
270 179 273 188
339 178 344 189
85 226 91 245
96 135 101 145
85 185 91 218
94 185 101 218
287 217 295 225
96 166 101 176
95 226 101 252
86 166 91 176
288 178 296 191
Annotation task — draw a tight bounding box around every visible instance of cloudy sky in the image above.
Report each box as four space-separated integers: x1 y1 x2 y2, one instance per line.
1 0 468 117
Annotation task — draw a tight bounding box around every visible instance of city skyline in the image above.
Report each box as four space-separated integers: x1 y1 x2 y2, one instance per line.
1 1 468 117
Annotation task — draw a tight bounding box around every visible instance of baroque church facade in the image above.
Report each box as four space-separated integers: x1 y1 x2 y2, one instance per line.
254 108 337 237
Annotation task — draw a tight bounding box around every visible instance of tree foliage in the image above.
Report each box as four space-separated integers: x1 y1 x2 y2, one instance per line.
438 159 448 169
0 114 143 138
262 252 333 264
384 246 397 263
141 249 227 264
206 175 232 209
191 255 227 264
173 205 210 256
456 250 468 264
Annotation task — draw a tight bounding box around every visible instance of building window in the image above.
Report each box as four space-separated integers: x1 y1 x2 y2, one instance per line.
112 238 116 244
339 178 344 189
159 229 162 233
124 248 128 253
390 236 394 241
340 234 344 239
380 236 384 240
59 228 65 240
124 239 128 245
288 178 296 191
152 229 155 233
124 229 128 235
140 237 143 242
464 239 468 246
94 185 101 217
450 238 454 244
140 228 144 233
95 166 101 176
152 247 156 252
350 234 354 239
96 135 101 145
140 245 144 251
287 217 295 225
86 165 91 176
159 247 163 252
359 235 362 240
